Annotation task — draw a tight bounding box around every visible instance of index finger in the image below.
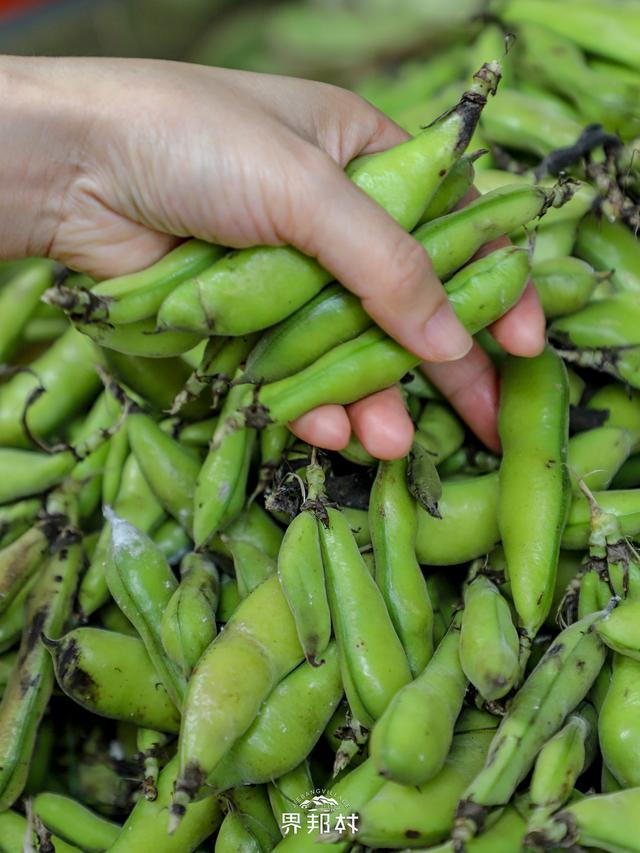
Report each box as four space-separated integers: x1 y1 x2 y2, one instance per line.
291 150 473 364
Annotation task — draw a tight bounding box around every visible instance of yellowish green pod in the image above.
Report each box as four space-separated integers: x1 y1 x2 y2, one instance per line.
33 792 121 852
47 627 180 732
459 573 519 702
370 614 466 786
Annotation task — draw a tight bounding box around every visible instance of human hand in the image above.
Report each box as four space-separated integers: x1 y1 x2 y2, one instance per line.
1 57 544 457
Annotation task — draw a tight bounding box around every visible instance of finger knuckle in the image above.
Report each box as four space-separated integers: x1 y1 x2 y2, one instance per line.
386 238 431 303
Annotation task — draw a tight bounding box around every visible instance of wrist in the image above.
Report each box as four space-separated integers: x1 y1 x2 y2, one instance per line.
0 56 91 260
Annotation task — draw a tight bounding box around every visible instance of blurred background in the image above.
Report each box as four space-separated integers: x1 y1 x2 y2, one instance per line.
0 0 483 88
1 0 638 167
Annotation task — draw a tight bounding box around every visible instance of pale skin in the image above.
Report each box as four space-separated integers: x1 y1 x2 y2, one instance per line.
0 57 545 458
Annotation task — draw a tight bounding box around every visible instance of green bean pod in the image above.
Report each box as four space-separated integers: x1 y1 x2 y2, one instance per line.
173 575 303 811
171 334 257 413
75 316 204 358
0 524 28 552
319 505 411 725
414 401 465 465
455 611 606 842
0 448 77 504
532 256 605 319
586 385 640 433
587 499 640 601
238 327 419 430
575 213 640 293
268 761 314 834
33 792 121 852
613 454 640 489
0 259 54 362
0 650 16 695
78 454 165 619
568 425 635 492
0 809 81 853
416 472 500 565
338 433 376 466
177 417 218 448
157 65 500 335
480 87 582 156
107 757 221 852
22 312 69 344
216 578 241 625
220 786 281 853
69 391 120 520
102 349 207 416
526 703 598 838
502 0 640 72
127 412 200 531
527 788 640 851
277 470 331 666
0 523 50 615
444 245 530 334
417 150 480 223
55 239 224 325
221 502 284 560
224 536 276 599
427 572 461 645
409 476 640 563
46 627 180 732
193 382 256 548
101 425 129 506
602 763 623 795
0 499 41 544
105 510 186 706
429 801 529 853
566 367 585 408
369 457 433 676
242 284 372 385
256 423 291 492
598 653 640 788
577 569 608 620
399 368 441 400
0 327 102 448
215 809 262 853
370 613 466 785
459 573 520 702
551 294 640 350
473 169 595 229
0 517 82 810
160 552 219 678
597 598 640 660
516 21 640 136
498 348 570 640
355 719 497 849
529 219 580 263
568 345 640 390
359 46 465 118
151 518 191 565
563 487 640 549
0 575 36 654
206 643 342 792
413 182 576 279
228 243 537 433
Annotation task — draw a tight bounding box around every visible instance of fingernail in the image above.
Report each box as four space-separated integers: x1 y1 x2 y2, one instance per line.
423 303 473 361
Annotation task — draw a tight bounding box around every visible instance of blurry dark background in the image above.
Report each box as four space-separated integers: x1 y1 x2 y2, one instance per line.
0 0 483 88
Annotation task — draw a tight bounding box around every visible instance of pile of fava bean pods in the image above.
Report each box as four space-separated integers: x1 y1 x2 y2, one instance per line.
2 19 640 852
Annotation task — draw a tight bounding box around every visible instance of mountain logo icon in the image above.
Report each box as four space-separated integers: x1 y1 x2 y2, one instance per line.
299 795 339 810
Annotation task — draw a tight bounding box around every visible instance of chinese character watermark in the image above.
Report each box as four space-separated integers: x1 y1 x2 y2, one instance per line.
279 788 359 838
